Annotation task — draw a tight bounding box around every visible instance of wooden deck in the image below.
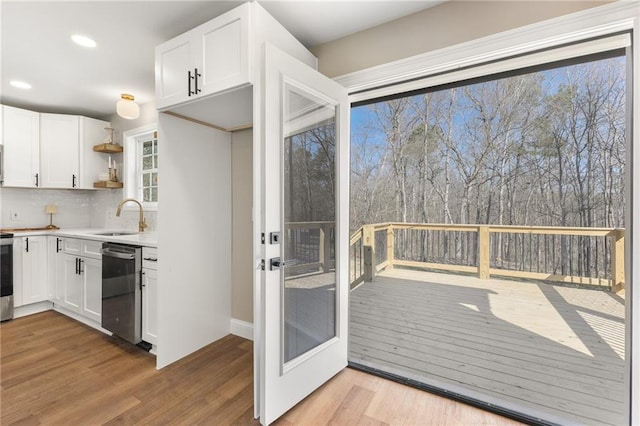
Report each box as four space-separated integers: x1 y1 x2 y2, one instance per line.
349 268 626 425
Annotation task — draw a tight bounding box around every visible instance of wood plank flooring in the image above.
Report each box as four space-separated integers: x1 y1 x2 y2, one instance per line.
350 269 626 425
1 311 520 425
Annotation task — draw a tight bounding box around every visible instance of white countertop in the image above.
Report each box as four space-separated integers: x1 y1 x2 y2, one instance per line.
3 228 158 248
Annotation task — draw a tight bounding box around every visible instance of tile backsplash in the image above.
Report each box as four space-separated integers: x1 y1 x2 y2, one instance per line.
0 187 157 231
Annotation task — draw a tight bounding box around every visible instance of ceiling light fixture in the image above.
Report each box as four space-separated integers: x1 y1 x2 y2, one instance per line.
116 94 140 120
71 34 97 48
10 80 32 89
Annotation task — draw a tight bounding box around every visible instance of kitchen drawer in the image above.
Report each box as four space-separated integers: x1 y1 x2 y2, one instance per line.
142 247 158 270
63 238 81 255
81 240 102 260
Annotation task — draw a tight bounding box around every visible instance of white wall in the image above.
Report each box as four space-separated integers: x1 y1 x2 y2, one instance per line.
156 113 232 369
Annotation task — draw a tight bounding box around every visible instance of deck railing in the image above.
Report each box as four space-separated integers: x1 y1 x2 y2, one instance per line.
284 221 334 276
349 223 626 292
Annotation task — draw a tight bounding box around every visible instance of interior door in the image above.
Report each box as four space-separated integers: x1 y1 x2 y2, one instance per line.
259 43 349 425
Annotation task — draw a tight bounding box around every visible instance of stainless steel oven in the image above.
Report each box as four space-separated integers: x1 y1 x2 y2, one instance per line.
1 232 14 321
102 242 142 344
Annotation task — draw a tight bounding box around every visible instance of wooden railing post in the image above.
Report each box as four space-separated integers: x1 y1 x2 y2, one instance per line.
363 225 375 282
611 229 625 292
478 226 490 280
319 223 332 272
387 225 394 269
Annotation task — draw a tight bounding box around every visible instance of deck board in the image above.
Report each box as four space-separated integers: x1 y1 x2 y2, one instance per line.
349 268 626 425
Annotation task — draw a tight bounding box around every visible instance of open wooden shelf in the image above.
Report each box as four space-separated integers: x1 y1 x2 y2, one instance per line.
93 181 123 189
93 143 123 153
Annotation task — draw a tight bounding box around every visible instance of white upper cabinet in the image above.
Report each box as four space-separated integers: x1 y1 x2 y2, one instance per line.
40 114 110 189
2 105 40 188
1 105 109 189
155 2 316 130
155 3 250 110
40 113 80 188
79 116 111 189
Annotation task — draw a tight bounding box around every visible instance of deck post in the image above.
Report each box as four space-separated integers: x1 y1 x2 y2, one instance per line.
387 225 394 269
611 229 625 292
363 225 375 281
319 223 332 272
478 226 490 280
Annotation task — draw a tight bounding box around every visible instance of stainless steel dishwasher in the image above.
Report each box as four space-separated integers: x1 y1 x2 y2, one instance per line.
102 242 142 345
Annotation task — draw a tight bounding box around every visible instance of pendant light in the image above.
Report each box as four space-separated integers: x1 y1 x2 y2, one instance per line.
116 93 140 120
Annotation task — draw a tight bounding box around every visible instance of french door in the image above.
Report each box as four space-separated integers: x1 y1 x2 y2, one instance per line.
258 43 349 425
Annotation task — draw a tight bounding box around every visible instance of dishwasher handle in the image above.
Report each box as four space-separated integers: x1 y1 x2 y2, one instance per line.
102 248 136 260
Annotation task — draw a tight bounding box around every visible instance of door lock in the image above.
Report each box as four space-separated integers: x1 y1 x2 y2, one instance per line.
269 232 281 244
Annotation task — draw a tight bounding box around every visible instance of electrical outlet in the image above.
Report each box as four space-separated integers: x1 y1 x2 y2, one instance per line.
10 210 20 221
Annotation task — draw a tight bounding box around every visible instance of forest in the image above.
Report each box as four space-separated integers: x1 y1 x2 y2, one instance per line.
350 55 627 233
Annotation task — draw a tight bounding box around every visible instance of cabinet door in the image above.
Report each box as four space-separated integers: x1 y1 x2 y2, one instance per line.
40 114 80 188
198 4 249 97
47 236 65 302
155 3 249 111
2 105 40 187
79 117 110 189
12 238 24 307
22 236 48 304
82 257 102 323
155 32 194 110
62 254 82 313
142 268 158 345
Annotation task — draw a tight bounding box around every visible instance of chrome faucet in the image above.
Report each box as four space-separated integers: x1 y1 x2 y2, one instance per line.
116 198 148 232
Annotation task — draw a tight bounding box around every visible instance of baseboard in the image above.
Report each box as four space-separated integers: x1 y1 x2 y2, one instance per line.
230 318 253 341
14 301 53 319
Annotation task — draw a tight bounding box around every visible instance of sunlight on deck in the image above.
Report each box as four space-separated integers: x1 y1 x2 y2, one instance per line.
349 268 626 425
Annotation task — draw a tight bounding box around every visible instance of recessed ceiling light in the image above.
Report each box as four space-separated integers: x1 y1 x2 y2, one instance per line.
10 80 32 90
71 34 97 48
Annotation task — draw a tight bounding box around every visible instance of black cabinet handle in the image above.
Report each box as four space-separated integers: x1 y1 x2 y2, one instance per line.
56 238 61 253
143 257 158 262
79 259 84 274
72 174 77 188
25 237 29 253
194 68 202 94
35 173 39 187
188 70 194 96
75 258 78 274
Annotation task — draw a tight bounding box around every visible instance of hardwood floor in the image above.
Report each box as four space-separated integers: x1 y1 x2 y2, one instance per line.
1 311 521 425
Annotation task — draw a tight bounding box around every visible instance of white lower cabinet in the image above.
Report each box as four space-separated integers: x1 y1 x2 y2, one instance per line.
81 257 102 323
47 236 65 302
57 238 102 321
142 269 158 345
142 247 158 345
21 236 48 305
61 254 83 313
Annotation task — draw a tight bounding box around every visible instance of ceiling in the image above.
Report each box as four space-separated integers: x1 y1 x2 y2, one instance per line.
1 1 443 120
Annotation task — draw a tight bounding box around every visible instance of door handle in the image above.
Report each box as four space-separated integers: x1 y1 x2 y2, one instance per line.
72 174 77 188
25 237 29 252
78 259 84 274
194 68 202 94
270 257 287 270
56 238 61 253
75 257 79 274
35 173 39 187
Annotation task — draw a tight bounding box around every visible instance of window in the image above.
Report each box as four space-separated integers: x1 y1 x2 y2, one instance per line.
348 47 629 425
138 132 158 203
123 124 158 209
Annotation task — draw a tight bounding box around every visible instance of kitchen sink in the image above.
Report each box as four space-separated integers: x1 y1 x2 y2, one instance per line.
92 231 138 236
